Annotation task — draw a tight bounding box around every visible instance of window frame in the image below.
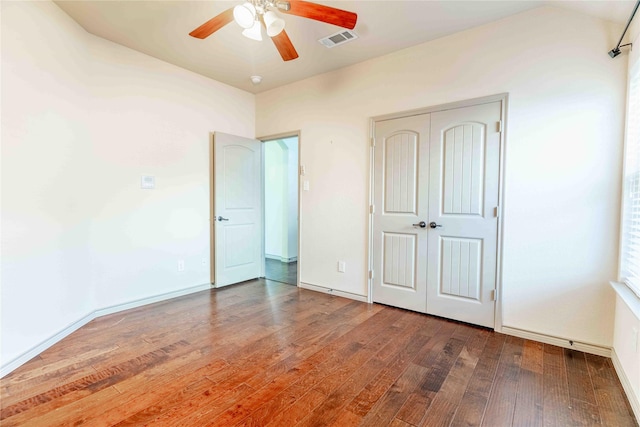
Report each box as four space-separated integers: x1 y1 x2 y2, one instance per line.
619 58 640 298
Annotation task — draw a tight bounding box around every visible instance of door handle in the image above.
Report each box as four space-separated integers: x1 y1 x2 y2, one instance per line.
217 216 229 222
430 222 442 229
412 221 426 228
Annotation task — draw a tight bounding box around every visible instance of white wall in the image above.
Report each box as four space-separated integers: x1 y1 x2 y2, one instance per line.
256 6 627 347
265 141 286 257
613 287 640 418
285 138 299 260
1 0 95 369
1 1 254 370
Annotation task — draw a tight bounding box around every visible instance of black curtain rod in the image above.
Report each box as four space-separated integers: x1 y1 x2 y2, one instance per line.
609 0 640 58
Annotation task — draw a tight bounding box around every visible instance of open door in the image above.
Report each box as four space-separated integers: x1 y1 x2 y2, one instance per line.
212 132 263 287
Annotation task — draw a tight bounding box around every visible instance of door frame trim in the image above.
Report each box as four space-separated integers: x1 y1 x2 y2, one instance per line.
258 130 302 288
209 132 215 285
368 93 509 332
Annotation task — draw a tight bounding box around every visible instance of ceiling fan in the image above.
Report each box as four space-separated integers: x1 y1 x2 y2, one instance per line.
189 0 358 61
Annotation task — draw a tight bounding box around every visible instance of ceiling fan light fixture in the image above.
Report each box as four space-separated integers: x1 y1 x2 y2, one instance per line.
233 2 256 29
242 19 263 41
264 11 285 37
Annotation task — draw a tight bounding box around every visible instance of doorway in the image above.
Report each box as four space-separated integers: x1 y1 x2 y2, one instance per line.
263 136 299 285
371 97 505 328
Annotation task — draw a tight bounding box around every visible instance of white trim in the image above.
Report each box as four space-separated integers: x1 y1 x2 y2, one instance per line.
371 93 509 123
299 282 368 303
265 254 298 263
366 117 375 304
612 348 640 422
611 281 640 319
93 283 212 317
368 93 508 327
618 59 640 297
501 326 611 357
0 312 96 378
493 95 509 333
0 283 212 378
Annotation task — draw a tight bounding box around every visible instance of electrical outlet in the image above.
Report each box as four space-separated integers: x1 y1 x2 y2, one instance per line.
177 260 185 272
338 261 346 273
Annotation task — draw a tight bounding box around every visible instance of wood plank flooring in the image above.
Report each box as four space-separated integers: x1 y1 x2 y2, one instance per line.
265 259 297 285
1 279 636 426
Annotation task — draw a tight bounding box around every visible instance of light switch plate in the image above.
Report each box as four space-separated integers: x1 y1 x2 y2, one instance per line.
338 261 346 273
141 175 155 189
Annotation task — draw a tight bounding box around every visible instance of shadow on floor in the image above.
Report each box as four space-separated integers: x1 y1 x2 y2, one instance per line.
265 259 297 285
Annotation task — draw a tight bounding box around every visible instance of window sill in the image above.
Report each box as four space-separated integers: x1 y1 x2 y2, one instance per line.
610 281 640 320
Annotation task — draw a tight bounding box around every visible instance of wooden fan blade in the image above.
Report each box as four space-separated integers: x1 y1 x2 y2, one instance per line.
282 1 357 30
189 8 234 39
271 30 299 61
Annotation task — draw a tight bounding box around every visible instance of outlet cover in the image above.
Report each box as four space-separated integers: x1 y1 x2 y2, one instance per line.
177 260 185 272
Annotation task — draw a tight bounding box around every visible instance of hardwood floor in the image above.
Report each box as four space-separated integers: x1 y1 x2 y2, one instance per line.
265 258 297 285
1 279 636 426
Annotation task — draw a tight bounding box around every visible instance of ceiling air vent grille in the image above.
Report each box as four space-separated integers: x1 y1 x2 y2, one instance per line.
318 30 358 48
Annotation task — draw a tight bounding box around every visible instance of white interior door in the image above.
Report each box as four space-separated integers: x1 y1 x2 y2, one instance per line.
372 115 430 313
213 132 263 288
371 100 502 327
426 102 501 328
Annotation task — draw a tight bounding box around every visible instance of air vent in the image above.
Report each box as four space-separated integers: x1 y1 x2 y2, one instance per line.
318 29 358 48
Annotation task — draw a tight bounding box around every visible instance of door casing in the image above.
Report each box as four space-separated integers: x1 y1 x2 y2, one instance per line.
368 94 508 332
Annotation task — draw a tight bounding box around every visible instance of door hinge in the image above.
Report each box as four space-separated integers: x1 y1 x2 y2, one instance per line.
369 270 374 279
497 121 503 133
494 206 500 218
490 289 497 301
371 137 375 147
370 204 375 214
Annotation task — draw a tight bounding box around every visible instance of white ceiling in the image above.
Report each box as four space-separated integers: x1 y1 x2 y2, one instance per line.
54 0 637 94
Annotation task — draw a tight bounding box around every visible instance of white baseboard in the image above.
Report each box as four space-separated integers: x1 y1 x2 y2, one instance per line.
500 326 611 357
0 283 212 378
93 283 212 317
265 254 298 263
299 282 368 303
0 312 97 378
612 348 640 422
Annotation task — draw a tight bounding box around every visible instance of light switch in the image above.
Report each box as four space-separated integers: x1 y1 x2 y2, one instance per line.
303 180 310 191
141 175 155 189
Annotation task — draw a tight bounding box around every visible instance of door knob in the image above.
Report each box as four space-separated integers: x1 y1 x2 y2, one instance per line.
412 221 427 228
430 222 442 229
217 216 229 221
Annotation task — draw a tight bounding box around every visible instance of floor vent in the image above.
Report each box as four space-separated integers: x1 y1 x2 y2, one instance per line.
318 29 358 48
